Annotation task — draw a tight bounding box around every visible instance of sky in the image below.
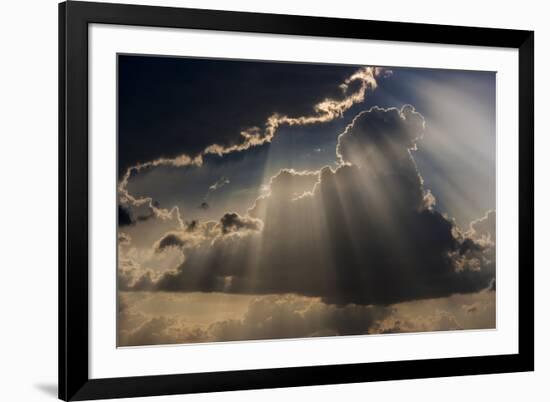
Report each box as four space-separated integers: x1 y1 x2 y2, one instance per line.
117 55 496 347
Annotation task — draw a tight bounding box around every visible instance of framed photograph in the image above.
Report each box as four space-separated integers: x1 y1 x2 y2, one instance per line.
59 1 534 400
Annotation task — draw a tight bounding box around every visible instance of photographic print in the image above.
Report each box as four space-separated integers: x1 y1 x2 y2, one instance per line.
117 55 496 347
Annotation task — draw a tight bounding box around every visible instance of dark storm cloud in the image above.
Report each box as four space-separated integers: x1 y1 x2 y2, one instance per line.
118 204 134 227
124 106 495 306
458 238 483 256
117 62 382 220
118 202 158 228
155 233 186 252
118 55 361 175
218 212 263 235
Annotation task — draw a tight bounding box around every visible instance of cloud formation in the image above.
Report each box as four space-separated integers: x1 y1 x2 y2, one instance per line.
117 66 385 217
118 205 134 227
154 233 186 253
118 305 209 346
118 232 131 246
122 106 495 306
118 287 494 346
469 210 496 242
336 104 424 169
371 289 496 334
208 295 391 341
118 294 392 346
119 58 368 173
218 212 263 235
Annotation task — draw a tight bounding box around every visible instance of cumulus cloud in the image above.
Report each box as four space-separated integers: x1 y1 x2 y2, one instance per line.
469 210 496 242
249 168 320 217
371 290 496 334
151 221 219 254
217 212 263 235
154 233 186 253
265 168 319 198
123 106 495 306
118 257 167 292
118 196 179 235
118 232 132 246
118 205 134 227
336 105 424 169
118 309 209 346
118 172 185 229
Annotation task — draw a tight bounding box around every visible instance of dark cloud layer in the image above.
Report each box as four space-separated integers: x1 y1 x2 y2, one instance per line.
123 106 495 306
118 55 357 175
118 203 158 227
208 296 391 342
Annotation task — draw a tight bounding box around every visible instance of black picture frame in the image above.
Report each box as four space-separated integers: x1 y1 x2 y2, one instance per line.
59 1 534 400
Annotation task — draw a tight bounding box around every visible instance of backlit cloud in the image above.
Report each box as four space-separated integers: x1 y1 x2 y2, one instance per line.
122 106 495 306
118 66 384 218
116 58 497 346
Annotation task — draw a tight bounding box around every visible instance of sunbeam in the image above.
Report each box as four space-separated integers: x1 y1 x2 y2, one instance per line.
117 57 496 346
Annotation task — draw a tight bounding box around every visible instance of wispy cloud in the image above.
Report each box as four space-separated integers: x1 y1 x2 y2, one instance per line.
209 176 230 191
